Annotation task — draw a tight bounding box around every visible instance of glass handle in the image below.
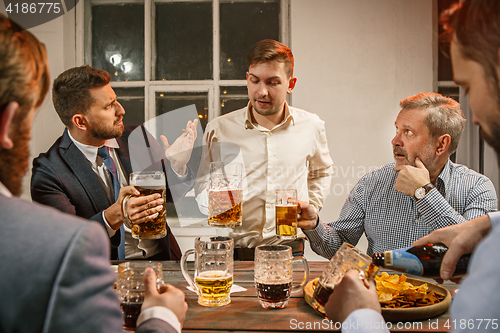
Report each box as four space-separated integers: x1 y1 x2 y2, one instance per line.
122 194 132 229
180 249 199 295
291 256 309 293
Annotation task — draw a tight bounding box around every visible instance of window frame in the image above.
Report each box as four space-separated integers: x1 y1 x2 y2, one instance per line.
78 0 290 129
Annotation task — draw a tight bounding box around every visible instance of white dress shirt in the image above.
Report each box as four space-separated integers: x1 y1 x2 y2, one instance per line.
195 102 333 247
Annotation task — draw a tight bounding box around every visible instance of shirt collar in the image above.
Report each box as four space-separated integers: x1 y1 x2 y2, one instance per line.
67 131 119 163
436 159 453 196
0 180 12 197
244 101 295 130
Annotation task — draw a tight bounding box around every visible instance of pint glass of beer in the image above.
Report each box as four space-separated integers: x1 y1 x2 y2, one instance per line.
312 243 380 316
254 245 309 309
181 236 234 307
208 162 242 228
123 171 166 239
275 189 298 239
116 261 164 331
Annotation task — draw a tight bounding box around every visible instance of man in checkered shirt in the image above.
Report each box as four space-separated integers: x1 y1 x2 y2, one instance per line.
297 92 497 258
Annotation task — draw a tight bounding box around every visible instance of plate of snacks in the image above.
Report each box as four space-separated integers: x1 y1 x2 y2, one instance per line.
376 272 451 321
303 273 451 321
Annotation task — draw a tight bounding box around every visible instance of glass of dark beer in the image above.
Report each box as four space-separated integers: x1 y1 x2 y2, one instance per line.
116 261 164 331
208 162 243 228
254 245 309 309
123 171 166 239
312 243 380 316
181 236 234 307
275 189 298 239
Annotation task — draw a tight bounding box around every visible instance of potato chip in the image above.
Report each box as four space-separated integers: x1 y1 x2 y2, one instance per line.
374 273 445 308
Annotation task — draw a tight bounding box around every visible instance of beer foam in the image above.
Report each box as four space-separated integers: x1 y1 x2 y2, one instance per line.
196 270 232 280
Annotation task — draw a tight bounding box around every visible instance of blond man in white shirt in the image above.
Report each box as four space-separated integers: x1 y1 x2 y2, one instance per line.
195 39 333 257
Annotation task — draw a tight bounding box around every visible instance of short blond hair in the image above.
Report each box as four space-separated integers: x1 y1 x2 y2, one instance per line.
400 92 465 154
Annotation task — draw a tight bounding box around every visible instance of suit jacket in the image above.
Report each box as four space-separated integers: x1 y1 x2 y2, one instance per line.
0 194 178 333
31 126 192 260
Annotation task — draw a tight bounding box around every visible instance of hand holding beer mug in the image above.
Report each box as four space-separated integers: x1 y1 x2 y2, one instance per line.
123 171 166 239
181 236 234 307
312 243 380 316
116 261 164 331
254 245 309 309
208 163 242 228
275 189 298 239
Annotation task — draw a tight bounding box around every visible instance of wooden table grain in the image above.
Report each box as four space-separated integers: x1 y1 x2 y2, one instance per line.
151 261 455 333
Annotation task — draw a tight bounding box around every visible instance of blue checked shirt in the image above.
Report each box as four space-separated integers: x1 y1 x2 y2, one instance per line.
304 160 498 258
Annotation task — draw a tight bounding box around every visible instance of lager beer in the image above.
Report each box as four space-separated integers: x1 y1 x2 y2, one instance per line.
195 270 233 306
275 205 297 239
131 185 166 239
208 189 242 227
255 281 292 305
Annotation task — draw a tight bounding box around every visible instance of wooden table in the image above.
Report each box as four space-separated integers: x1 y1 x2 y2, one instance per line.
154 261 455 333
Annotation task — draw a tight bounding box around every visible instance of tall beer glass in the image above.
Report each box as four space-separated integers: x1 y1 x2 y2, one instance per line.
312 243 380 316
254 245 309 309
181 236 234 307
275 189 298 239
123 171 166 239
208 163 242 228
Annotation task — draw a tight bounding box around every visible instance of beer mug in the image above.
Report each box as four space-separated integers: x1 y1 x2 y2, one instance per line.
208 162 243 228
312 243 380 316
116 261 164 331
123 171 166 239
275 189 298 239
254 245 309 309
181 236 234 307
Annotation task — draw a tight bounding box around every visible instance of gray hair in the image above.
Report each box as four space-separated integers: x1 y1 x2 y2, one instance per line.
400 92 465 154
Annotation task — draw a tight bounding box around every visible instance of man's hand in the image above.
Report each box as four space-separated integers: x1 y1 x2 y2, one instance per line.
413 214 492 280
325 269 381 324
125 191 164 225
142 267 188 326
103 185 140 230
161 118 199 176
393 157 431 196
297 201 319 230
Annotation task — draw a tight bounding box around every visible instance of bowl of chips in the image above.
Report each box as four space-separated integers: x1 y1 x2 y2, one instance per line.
376 272 451 322
303 273 451 321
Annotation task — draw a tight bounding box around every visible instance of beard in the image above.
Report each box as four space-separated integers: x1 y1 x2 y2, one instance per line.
0 120 31 196
89 117 124 141
480 127 500 166
393 145 435 169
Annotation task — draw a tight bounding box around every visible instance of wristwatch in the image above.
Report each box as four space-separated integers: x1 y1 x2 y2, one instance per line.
414 183 435 200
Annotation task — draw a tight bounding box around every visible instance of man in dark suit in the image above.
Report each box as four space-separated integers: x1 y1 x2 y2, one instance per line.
0 13 186 333
31 65 198 260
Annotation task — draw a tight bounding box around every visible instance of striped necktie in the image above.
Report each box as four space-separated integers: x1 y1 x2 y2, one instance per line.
97 146 126 260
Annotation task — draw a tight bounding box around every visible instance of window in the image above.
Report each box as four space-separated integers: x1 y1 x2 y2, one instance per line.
82 0 289 220
84 0 287 130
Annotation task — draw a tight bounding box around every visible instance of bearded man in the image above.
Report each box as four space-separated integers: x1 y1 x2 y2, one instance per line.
31 65 198 260
297 92 497 258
